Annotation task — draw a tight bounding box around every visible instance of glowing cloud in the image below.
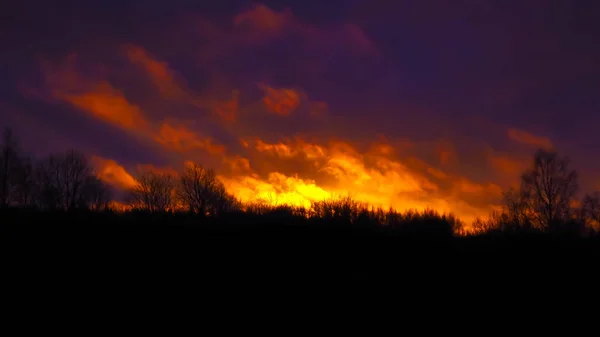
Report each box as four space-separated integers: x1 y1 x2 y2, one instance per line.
90 156 136 189
41 55 148 131
60 82 148 130
21 4 540 228
221 137 503 225
155 122 225 155
508 128 553 149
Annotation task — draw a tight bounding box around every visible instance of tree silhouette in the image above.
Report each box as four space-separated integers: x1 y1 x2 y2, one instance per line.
83 175 112 211
178 163 237 216
0 128 20 207
581 192 600 233
12 155 35 207
129 169 175 213
35 150 106 211
504 149 579 231
501 188 534 231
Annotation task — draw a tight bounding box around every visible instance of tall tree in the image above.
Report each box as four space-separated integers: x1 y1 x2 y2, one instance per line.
178 163 235 216
12 155 35 207
83 175 112 211
0 128 20 206
129 169 175 213
509 149 579 231
501 188 535 230
35 150 103 210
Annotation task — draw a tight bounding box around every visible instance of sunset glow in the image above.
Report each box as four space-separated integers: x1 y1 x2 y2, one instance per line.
5 2 600 227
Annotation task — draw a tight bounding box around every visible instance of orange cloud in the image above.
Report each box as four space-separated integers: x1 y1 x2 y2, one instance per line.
252 137 327 160
60 82 148 130
41 56 148 131
488 152 526 176
221 138 502 225
90 156 136 189
220 172 331 208
125 45 185 99
155 122 226 155
507 128 553 149
260 84 301 116
455 178 502 196
29 36 506 228
223 155 252 174
136 163 179 176
38 54 231 163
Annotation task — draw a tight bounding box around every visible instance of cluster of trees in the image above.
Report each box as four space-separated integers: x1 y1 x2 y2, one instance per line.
0 128 240 216
473 149 600 235
0 129 111 210
3 126 600 237
0 128 464 235
127 165 463 234
128 162 240 216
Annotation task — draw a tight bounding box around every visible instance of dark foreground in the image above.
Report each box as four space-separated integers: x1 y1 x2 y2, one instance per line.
5 214 600 328
4 211 600 292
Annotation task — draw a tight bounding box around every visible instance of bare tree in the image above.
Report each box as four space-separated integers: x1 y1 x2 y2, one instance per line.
129 169 175 212
12 155 35 207
0 128 20 207
515 149 578 231
35 150 103 211
581 192 600 232
501 188 535 231
178 163 236 216
83 175 112 211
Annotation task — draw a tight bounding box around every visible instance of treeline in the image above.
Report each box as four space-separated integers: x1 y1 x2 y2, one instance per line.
0 128 463 235
473 149 600 237
1 127 599 237
0 129 111 211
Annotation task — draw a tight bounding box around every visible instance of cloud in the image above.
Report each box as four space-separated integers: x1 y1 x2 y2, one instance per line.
194 3 376 57
18 3 542 228
507 128 553 149
231 3 376 53
220 172 331 208
213 90 239 122
233 4 293 32
255 83 329 120
124 45 186 100
260 84 301 116
90 156 136 190
155 122 226 155
60 82 148 130
488 150 528 177
36 53 230 165
40 55 149 132
30 47 516 227
222 137 506 225
123 45 240 123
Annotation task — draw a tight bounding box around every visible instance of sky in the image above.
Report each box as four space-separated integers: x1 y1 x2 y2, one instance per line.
2 0 600 224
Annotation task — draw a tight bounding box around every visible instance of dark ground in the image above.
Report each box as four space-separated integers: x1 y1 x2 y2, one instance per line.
4 214 600 327
4 211 599 287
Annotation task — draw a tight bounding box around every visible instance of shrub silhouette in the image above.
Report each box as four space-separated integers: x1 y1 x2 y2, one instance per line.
1 126 599 242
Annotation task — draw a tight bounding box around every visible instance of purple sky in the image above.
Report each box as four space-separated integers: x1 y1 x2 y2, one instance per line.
2 0 599 223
